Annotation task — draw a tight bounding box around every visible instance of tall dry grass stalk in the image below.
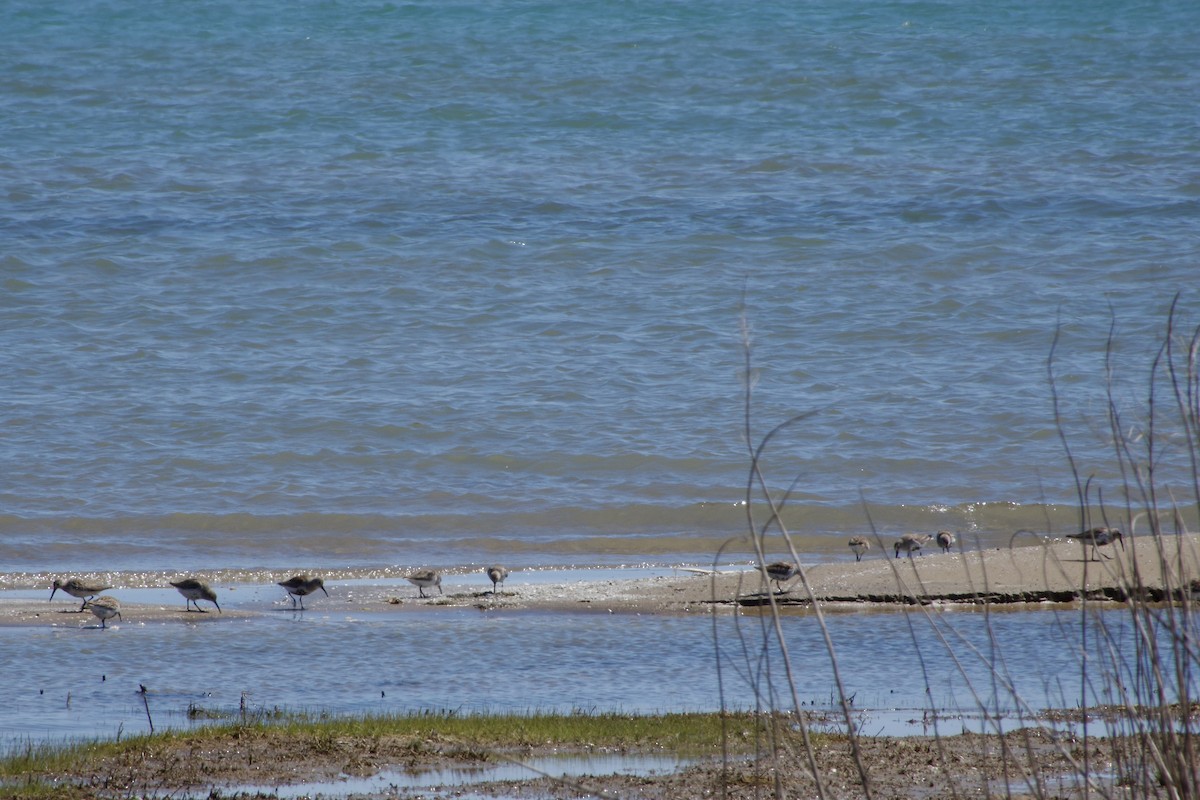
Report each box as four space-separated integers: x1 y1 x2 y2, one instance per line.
719 298 1198 799
1046 296 1199 799
713 311 870 800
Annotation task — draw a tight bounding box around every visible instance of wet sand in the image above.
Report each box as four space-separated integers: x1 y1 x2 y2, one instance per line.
716 531 1200 608
4 533 1198 626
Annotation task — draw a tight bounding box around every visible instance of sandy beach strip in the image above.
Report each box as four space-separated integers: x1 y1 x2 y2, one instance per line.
725 532 1200 608
4 533 1198 626
577 532 1200 613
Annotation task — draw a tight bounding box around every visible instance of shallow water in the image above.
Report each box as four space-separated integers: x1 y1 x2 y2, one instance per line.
3 573 1191 748
230 753 690 800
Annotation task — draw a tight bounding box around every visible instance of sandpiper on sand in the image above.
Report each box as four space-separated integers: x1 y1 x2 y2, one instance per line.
278 575 328 609
847 536 871 562
936 530 956 554
51 578 112 612
406 569 442 598
485 565 509 594
170 578 222 613
764 561 798 592
89 595 122 628
1067 526 1124 561
894 533 932 558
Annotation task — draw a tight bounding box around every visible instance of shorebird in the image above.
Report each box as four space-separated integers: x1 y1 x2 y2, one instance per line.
1066 527 1124 561
764 561 798 592
936 530 955 554
170 578 221 613
848 536 871 562
485 565 509 594
50 578 112 612
278 575 328 609
406 569 442 598
89 595 122 628
894 533 931 559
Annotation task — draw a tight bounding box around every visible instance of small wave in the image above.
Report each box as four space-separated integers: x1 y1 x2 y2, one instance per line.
0 500 1086 536
0 501 1112 579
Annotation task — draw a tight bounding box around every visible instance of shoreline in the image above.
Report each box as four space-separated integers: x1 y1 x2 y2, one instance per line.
5 539 1196 799
4 534 1198 627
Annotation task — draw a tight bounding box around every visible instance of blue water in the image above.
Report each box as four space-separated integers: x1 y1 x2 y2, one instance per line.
0 591 1188 746
2 0 1199 751
4 0 1199 572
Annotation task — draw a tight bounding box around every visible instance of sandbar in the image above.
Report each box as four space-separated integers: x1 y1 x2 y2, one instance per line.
3 533 1197 627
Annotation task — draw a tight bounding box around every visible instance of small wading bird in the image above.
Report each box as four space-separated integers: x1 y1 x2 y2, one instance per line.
485 565 509 594
406 569 442 598
764 561 798 592
89 595 122 628
278 575 328 610
1067 527 1124 561
894 533 932 559
51 578 112 612
170 578 221 613
936 530 956 554
848 536 871 562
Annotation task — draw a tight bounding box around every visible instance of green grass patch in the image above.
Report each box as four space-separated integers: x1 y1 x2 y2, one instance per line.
273 709 751 750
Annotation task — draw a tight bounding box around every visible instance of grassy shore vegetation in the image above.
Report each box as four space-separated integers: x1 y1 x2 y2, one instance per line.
731 298 1199 799
0 710 780 798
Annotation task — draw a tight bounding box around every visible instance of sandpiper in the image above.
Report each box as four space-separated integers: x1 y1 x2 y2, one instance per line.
170 578 221 613
485 565 509 594
1066 527 1124 561
51 578 112 612
936 530 956 554
89 595 122 628
894 533 931 558
847 536 871 562
764 561 798 592
278 575 328 610
406 569 442 598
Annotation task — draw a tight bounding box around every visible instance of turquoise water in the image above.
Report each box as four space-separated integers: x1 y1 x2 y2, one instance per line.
2 0 1199 750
